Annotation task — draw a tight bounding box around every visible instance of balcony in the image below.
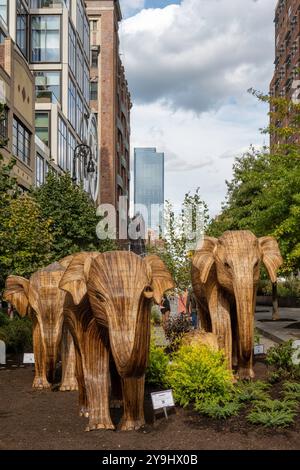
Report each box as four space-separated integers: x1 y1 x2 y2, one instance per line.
36 90 59 104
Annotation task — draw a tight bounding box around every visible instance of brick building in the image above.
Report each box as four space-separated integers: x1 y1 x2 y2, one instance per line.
270 0 300 146
86 0 131 225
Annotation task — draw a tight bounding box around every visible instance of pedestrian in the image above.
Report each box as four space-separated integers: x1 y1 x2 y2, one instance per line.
186 288 198 329
160 294 171 332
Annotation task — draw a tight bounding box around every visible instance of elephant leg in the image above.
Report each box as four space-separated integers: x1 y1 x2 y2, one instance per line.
32 318 51 390
208 288 232 372
110 355 123 409
60 326 78 392
74 344 88 417
197 301 211 331
83 325 114 431
119 375 145 431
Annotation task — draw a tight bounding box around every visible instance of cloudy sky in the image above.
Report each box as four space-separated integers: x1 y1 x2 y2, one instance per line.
119 0 277 216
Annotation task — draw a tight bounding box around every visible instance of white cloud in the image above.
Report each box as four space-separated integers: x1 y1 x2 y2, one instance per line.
120 0 277 216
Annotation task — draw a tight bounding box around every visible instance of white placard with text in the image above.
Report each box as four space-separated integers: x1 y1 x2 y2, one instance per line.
151 390 175 410
254 344 265 355
23 353 35 364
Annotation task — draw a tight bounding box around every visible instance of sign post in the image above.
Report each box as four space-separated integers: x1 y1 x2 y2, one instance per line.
151 390 175 420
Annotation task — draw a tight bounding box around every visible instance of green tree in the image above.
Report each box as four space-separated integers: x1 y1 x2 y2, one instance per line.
149 188 209 291
32 171 116 261
0 193 53 288
208 91 300 274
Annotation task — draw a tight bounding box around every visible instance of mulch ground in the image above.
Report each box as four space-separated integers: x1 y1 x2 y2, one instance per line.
0 360 300 450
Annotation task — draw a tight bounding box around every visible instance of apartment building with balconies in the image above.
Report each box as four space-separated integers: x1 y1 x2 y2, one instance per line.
86 0 131 221
270 0 300 145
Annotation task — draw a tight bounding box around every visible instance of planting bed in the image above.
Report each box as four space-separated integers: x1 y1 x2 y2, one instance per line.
0 361 300 450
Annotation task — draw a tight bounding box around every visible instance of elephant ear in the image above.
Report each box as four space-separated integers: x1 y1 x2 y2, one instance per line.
258 236 283 283
59 252 99 305
3 276 30 317
58 254 75 269
192 237 218 284
144 255 175 304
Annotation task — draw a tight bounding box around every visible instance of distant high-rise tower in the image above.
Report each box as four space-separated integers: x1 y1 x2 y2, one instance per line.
270 0 300 146
134 148 164 236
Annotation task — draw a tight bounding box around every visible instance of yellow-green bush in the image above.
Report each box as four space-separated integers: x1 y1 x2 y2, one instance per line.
165 343 234 408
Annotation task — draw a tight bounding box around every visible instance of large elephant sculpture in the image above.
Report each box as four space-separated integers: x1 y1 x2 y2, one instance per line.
3 256 80 390
192 231 282 379
59 250 174 431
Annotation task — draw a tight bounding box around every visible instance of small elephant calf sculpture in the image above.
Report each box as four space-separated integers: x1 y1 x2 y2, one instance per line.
4 256 78 390
192 230 283 379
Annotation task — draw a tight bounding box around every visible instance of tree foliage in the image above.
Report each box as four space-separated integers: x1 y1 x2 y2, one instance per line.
208 92 300 273
148 188 209 291
32 171 116 261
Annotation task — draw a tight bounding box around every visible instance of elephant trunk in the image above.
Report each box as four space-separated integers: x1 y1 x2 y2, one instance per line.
44 336 60 383
110 302 151 378
234 282 256 380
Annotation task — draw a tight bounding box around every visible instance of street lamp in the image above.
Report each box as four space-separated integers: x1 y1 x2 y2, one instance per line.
72 143 96 183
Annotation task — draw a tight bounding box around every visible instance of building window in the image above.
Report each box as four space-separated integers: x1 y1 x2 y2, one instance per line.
91 49 98 68
83 60 89 103
36 153 44 187
16 0 28 58
68 77 76 129
67 131 76 173
31 15 61 62
35 112 49 147
83 14 89 59
76 94 83 137
76 46 83 90
90 20 97 31
13 117 31 165
57 116 67 170
77 0 84 44
0 0 7 26
90 81 98 101
0 106 8 142
35 71 61 103
68 22 76 75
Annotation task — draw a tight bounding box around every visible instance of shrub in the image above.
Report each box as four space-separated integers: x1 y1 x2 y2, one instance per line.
146 337 169 386
0 315 32 353
0 311 9 327
165 343 234 408
165 314 192 352
247 399 298 427
236 380 271 403
247 408 296 428
196 400 242 419
281 382 300 401
151 305 161 326
266 340 296 372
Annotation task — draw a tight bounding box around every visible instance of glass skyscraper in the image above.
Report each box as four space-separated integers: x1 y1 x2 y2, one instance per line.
134 147 164 236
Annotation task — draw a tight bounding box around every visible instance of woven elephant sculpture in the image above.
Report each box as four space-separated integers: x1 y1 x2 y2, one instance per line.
192 230 283 379
3 256 80 390
59 250 174 431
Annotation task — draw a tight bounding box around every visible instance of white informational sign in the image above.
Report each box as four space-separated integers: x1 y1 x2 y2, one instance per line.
0 340 6 364
254 344 265 355
151 390 175 411
292 340 300 366
23 353 35 364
